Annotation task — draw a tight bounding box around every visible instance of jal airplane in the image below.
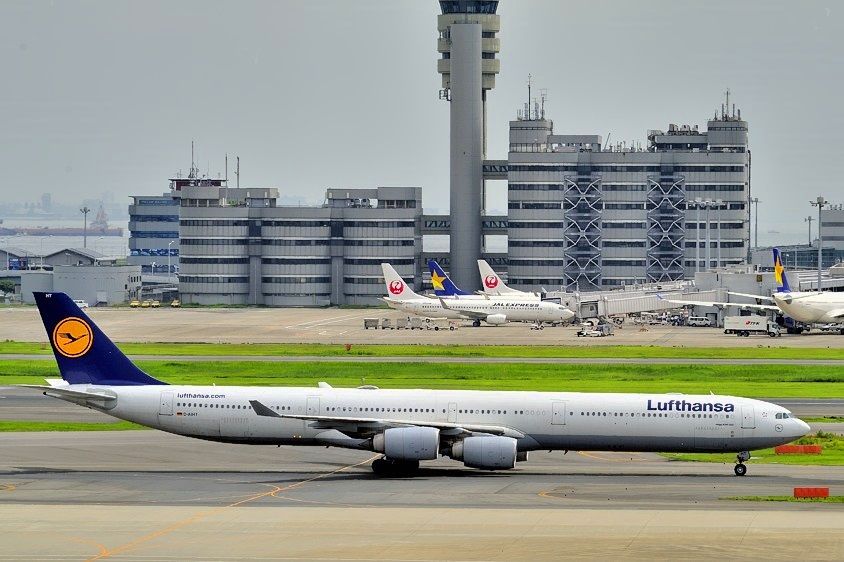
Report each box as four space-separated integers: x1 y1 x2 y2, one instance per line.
477 259 541 299
382 263 573 326
659 249 844 330
23 292 808 476
429 260 537 300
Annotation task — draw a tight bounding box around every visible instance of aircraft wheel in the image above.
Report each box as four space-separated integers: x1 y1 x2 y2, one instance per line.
472 320 481 327
371 458 388 475
734 463 747 476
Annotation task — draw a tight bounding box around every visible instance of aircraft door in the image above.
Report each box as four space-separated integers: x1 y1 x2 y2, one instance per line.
306 396 320 416
552 401 567 425
447 402 457 423
159 391 174 416
741 406 756 429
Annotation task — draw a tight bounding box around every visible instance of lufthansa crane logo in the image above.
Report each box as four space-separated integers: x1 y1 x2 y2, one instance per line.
52 317 93 358
484 275 499 289
389 280 404 295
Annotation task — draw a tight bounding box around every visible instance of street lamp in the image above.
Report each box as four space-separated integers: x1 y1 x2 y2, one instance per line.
715 199 723 268
810 196 828 292
805 216 814 247
750 197 760 251
694 197 702 273
80 206 91 248
151 261 157 275
167 240 174 280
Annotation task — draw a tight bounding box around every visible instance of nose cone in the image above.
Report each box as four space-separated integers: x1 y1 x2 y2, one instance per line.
793 418 812 438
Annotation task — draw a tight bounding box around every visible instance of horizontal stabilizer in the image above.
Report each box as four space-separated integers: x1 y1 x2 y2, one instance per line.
16 384 117 402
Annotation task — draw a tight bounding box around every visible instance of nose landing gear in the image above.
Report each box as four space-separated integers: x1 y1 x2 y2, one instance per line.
734 450 750 476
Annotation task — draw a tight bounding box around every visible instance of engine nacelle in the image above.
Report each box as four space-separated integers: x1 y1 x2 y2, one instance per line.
372 426 439 461
451 436 517 470
485 313 507 325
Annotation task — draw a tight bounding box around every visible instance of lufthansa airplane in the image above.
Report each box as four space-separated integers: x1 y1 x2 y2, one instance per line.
22 292 809 476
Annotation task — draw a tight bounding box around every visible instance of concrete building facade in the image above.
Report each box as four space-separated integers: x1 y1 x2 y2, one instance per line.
506 105 751 292
128 194 180 274
177 186 422 306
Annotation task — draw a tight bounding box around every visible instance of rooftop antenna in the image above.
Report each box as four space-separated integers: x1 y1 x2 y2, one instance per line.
190 140 198 179
236 156 240 188
539 89 547 120
526 74 532 119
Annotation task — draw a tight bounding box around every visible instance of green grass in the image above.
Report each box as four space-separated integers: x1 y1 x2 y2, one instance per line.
804 416 844 423
664 431 844 465
725 496 844 503
2 360 843 397
3 341 844 360
0 420 146 432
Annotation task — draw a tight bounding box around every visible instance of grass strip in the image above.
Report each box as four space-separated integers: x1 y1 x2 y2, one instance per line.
0 420 146 432
4 341 844 360
725 496 844 503
663 431 844 465
2 360 843 398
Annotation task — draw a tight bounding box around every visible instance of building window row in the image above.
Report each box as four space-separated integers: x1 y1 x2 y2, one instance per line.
132 215 179 222
508 278 565 285
130 249 179 256
603 240 646 248
379 200 417 209
508 259 566 266
509 202 562 210
603 222 645 229
262 276 331 284
603 259 647 266
180 257 249 264
686 185 745 192
343 240 415 246
508 221 566 228
509 164 745 173
262 258 332 265
510 240 564 247
685 222 745 229
136 199 178 206
181 219 250 227
344 258 415 265
343 277 387 284
180 275 248 283
132 231 180 239
262 239 331 246
262 220 331 227
342 220 416 228
182 238 249 246
685 241 745 248
508 183 564 191
603 185 648 192
604 203 646 210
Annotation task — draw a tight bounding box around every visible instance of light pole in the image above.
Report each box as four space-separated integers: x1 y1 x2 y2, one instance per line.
167 240 174 280
810 196 828 292
704 199 712 270
694 197 702 273
750 197 760 251
151 261 156 276
715 199 723 268
80 206 91 248
805 216 814 246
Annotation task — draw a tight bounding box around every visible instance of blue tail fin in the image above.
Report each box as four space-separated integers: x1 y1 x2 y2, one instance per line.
772 248 792 292
427 260 472 296
33 292 165 386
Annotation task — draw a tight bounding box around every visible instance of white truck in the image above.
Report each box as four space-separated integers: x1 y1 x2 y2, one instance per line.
724 315 781 338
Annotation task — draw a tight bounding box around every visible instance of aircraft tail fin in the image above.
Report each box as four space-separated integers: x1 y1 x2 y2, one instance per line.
772 248 792 292
381 263 420 299
427 260 472 296
33 292 165 386
477 259 521 295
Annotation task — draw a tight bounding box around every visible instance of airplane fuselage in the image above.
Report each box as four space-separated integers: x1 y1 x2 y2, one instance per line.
77 385 806 454
384 297 572 324
772 291 844 323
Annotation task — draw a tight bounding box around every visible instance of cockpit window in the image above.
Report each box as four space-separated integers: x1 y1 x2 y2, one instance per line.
776 412 792 419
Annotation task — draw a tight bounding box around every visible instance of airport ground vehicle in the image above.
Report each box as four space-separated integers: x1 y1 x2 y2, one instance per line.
363 318 379 330
21 292 810 477
170 299 181 308
129 300 140 308
724 316 781 337
687 317 712 327
72 299 89 309
150 300 160 308
576 323 614 337
140 300 151 308
426 318 455 331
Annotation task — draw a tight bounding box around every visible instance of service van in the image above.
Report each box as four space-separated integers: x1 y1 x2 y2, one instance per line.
687 316 711 327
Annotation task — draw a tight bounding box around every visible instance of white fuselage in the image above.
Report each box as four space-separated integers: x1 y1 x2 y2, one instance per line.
384 296 573 324
76 385 806 454
772 291 844 323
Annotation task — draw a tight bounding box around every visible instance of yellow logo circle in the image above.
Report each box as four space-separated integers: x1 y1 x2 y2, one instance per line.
52 317 93 358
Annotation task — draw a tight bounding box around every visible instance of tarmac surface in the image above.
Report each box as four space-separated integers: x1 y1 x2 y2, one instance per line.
1 431 843 560
3 305 844 347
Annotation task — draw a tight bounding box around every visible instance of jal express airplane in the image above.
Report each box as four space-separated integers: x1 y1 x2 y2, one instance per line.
24 292 809 476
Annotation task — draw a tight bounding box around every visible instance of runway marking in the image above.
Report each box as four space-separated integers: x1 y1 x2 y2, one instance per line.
83 455 379 561
284 312 364 329
576 451 648 463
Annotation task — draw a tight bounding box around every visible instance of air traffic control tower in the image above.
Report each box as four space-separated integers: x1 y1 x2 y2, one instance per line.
437 1 501 290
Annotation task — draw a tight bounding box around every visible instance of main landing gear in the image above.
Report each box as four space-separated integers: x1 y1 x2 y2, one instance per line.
472 320 482 327
371 457 420 477
734 451 750 476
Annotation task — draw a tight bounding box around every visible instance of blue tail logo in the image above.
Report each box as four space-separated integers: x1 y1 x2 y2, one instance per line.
34 292 165 386
427 260 472 296
772 248 791 292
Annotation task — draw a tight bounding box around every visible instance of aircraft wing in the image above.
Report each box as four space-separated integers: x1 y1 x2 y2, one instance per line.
727 291 775 302
249 400 524 439
437 297 488 320
826 309 844 319
16 384 117 402
656 294 779 312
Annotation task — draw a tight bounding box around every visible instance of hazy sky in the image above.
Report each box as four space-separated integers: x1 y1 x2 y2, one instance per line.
1 1 841 244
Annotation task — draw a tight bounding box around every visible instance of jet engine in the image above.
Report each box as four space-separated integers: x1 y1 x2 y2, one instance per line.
372 426 439 460
450 436 517 470
485 314 507 325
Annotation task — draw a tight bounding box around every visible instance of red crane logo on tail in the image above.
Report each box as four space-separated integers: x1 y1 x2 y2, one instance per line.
389 280 404 295
484 275 499 289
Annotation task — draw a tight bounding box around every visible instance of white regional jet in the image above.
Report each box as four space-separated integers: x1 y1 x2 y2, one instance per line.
23 292 809 476
381 264 574 326
659 249 844 332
